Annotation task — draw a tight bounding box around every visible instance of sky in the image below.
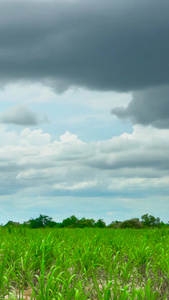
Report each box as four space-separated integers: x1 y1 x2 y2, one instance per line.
0 0 169 225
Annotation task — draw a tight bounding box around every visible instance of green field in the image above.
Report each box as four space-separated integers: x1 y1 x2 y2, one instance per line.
0 228 169 299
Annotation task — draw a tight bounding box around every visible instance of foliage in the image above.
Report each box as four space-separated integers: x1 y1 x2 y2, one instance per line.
0 228 169 299
141 213 162 228
4 221 20 227
107 220 121 228
2 213 168 229
120 218 142 229
29 214 56 229
77 217 95 228
62 215 78 228
95 219 106 228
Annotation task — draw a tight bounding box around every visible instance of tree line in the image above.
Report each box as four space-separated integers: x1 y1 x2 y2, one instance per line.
3 213 168 229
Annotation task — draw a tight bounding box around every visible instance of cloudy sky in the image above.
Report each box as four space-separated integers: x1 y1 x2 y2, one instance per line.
0 0 169 224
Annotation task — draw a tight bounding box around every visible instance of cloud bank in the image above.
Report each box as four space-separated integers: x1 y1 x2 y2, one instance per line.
0 125 169 199
0 0 169 91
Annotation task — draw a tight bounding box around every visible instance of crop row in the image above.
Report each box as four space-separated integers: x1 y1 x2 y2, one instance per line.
0 228 169 299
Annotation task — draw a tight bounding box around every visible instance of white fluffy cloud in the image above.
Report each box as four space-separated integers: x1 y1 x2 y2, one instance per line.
0 125 168 198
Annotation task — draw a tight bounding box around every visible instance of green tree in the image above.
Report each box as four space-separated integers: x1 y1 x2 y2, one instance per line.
95 219 106 228
62 215 78 228
29 214 53 229
141 214 161 227
77 217 95 228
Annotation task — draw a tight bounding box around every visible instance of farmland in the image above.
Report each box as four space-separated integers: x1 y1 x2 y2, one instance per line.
0 228 169 299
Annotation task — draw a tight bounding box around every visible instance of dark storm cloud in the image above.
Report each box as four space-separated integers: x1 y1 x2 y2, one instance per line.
0 0 169 91
0 104 47 125
111 86 169 128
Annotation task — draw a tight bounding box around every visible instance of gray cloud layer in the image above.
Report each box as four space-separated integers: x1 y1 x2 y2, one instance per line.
0 104 47 125
0 0 169 91
111 86 169 128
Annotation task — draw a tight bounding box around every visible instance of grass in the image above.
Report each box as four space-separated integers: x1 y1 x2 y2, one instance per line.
0 228 169 299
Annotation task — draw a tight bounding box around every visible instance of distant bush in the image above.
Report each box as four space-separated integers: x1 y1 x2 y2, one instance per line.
4 221 20 227
107 221 121 229
119 218 142 229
